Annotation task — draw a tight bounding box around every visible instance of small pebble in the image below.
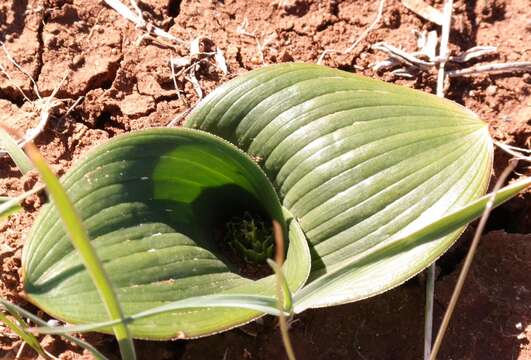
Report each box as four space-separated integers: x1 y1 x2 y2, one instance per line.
47 319 61 327
44 35 57 48
485 85 497 96
72 54 84 67
282 20 294 31
49 27 60 35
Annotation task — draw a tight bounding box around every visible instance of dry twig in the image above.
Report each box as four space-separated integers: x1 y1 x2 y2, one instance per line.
236 18 276 65
0 47 73 157
166 108 192 127
103 0 184 45
317 0 386 64
15 342 27 360
429 160 520 360
0 62 32 103
1 43 42 100
169 56 184 101
435 0 453 96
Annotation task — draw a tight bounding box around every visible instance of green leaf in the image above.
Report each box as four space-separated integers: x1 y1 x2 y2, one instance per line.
0 127 33 174
23 128 311 339
293 177 531 311
185 63 496 309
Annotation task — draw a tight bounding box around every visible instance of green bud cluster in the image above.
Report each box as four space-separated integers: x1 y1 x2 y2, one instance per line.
225 212 274 263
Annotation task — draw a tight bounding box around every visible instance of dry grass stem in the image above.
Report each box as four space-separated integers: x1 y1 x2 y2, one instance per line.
449 46 497 63
447 61 531 77
436 0 453 98
128 0 144 25
214 48 229 75
373 42 434 70
169 56 183 101
425 3 453 359
372 42 499 75
0 72 70 157
237 18 276 65
494 141 531 162
186 65 203 99
0 62 32 103
1 43 42 100
166 109 192 127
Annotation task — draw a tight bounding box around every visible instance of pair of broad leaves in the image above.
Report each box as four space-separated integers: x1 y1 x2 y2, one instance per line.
23 64 529 339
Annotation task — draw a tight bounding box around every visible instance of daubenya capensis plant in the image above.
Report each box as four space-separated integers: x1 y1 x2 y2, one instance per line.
23 63 530 339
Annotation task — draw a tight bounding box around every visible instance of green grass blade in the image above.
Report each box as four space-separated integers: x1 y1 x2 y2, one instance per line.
0 311 51 359
0 127 33 174
0 298 108 360
267 259 293 312
29 294 285 335
19 140 136 360
0 197 22 220
0 186 44 221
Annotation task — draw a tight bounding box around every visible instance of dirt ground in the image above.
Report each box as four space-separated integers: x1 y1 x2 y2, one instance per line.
0 0 530 359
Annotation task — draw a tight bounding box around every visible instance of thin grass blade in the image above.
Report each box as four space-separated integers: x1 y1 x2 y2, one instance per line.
30 294 284 335
0 298 108 360
0 311 51 359
0 186 44 221
4 130 136 360
267 259 293 312
0 197 22 220
0 127 33 174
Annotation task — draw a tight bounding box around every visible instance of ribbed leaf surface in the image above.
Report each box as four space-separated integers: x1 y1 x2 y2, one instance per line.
23 128 311 339
185 63 493 310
